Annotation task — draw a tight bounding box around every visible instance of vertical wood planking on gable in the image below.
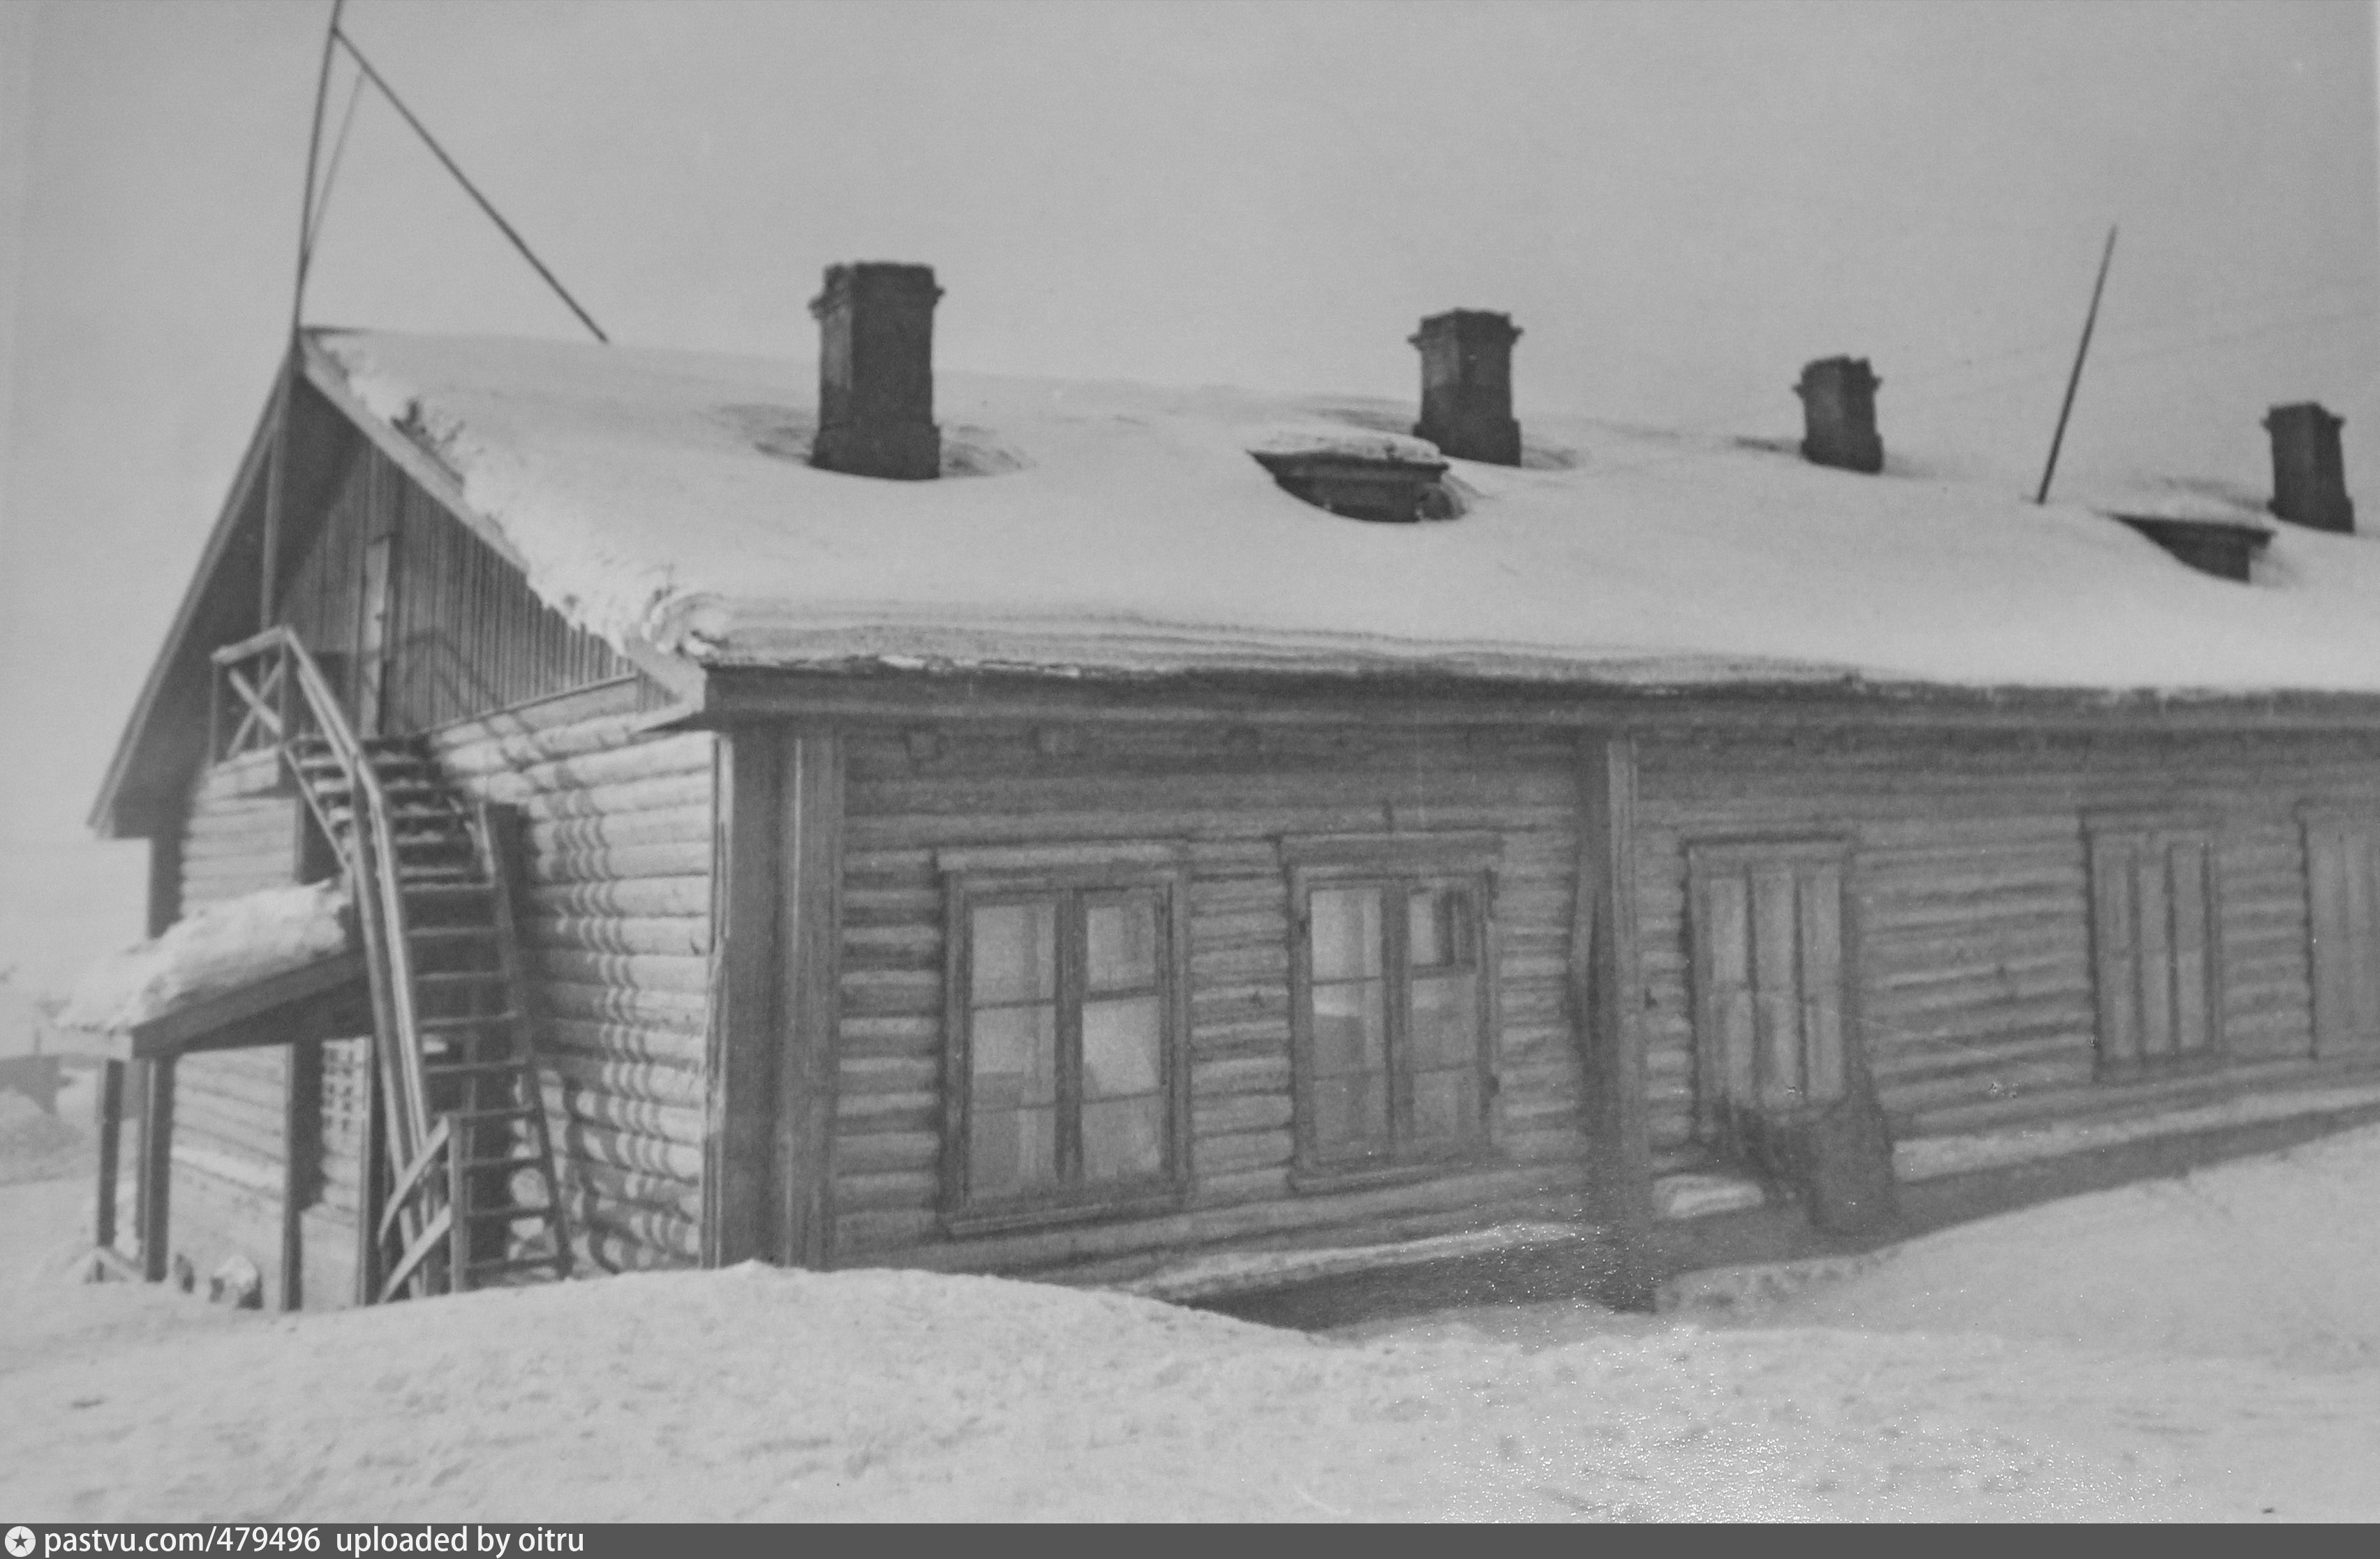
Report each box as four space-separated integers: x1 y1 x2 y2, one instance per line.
272 439 661 736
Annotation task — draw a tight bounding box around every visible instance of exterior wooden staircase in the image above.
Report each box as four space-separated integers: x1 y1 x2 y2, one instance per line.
212 628 572 1301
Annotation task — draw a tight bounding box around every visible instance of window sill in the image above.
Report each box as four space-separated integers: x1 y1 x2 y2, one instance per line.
1288 1149 1495 1198
940 1183 1187 1239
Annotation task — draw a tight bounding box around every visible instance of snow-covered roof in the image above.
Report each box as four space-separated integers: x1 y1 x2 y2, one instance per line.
56 882 352 1034
313 329 2380 696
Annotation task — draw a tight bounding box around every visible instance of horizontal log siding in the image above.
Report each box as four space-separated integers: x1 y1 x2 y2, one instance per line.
833 722 1591 1271
1632 727 2361 1168
429 698 717 1274
174 759 303 1195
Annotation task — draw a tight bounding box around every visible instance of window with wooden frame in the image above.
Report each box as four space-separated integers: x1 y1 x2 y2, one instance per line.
939 846 1190 1229
2085 814 2224 1073
1282 834 1500 1179
2300 805 2380 1058
1686 838 1854 1141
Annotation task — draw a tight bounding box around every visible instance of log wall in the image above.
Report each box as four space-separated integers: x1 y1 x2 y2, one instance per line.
429 686 717 1274
171 753 302 1279
1632 726 2379 1170
830 720 1592 1275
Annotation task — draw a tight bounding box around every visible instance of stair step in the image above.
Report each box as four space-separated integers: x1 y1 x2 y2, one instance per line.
416 970 505 988
422 1059 534 1078
403 881 492 900
408 925 496 943
419 1013 519 1032
463 1255 570 1279
455 1152 553 1172
461 1203 561 1226
446 1103 540 1123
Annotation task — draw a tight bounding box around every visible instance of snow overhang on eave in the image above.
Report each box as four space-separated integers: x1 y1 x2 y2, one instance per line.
662 657 2380 736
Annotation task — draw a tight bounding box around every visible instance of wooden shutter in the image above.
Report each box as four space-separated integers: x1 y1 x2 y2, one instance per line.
1750 866 1804 1109
1797 860 1847 1101
1693 872 1757 1131
2088 819 2222 1072
1688 841 1851 1134
2090 830 2145 1066
2305 812 2380 1054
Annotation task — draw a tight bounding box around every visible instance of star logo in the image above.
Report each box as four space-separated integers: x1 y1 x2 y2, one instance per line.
5 1526 35 1558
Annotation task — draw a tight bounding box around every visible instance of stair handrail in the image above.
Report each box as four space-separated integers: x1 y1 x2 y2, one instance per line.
211 627 433 1163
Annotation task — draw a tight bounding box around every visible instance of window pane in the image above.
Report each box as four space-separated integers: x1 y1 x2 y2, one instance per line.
1311 979 1386 1078
1408 887 1468 969
1311 1073 1389 1156
1082 1095 1164 1182
970 1105 1059 1197
972 901 1055 1005
970 1004 1057 1107
1410 1068 1478 1143
1083 996 1162 1098
1086 897 1159 994
1311 888 1384 981
969 1001 1058 1198
1410 971 1478 1067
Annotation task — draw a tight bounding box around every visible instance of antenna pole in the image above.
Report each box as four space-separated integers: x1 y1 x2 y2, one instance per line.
2035 224 2118 505
264 0 348 632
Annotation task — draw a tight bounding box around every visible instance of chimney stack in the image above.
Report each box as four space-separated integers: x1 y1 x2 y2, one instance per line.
2264 402 2353 532
1411 310 1522 465
1795 357 1883 474
810 262 942 481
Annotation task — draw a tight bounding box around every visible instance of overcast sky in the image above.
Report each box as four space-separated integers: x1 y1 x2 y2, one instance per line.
3 0 2377 990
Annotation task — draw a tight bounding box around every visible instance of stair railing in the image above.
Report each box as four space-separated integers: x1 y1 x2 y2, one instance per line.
211 628 437 1278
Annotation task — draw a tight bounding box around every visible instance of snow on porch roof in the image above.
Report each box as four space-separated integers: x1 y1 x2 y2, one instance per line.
311 328 2380 698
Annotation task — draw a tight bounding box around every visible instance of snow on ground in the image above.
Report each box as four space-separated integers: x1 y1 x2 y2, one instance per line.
317 330 2380 696
55 881 350 1033
2 1121 2377 1521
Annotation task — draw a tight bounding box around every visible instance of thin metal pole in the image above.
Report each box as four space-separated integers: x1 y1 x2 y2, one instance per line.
264 0 347 632
333 29 610 344
2035 225 2119 506
304 67 366 260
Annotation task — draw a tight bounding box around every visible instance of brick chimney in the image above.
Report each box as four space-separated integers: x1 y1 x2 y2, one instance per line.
1795 357 1883 475
2264 402 2353 532
810 262 942 481
1411 310 1522 465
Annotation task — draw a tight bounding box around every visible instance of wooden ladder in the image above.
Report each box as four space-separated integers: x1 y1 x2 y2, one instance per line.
215 627 571 1302
292 736 574 1300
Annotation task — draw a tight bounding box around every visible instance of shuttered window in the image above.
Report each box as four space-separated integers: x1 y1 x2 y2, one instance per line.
2302 808 2380 1056
1687 840 1852 1139
2086 818 2223 1072
941 855 1190 1229
1283 833 1501 1177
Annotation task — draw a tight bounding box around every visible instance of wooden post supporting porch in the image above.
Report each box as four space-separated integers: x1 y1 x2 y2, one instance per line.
135 1057 177 1283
